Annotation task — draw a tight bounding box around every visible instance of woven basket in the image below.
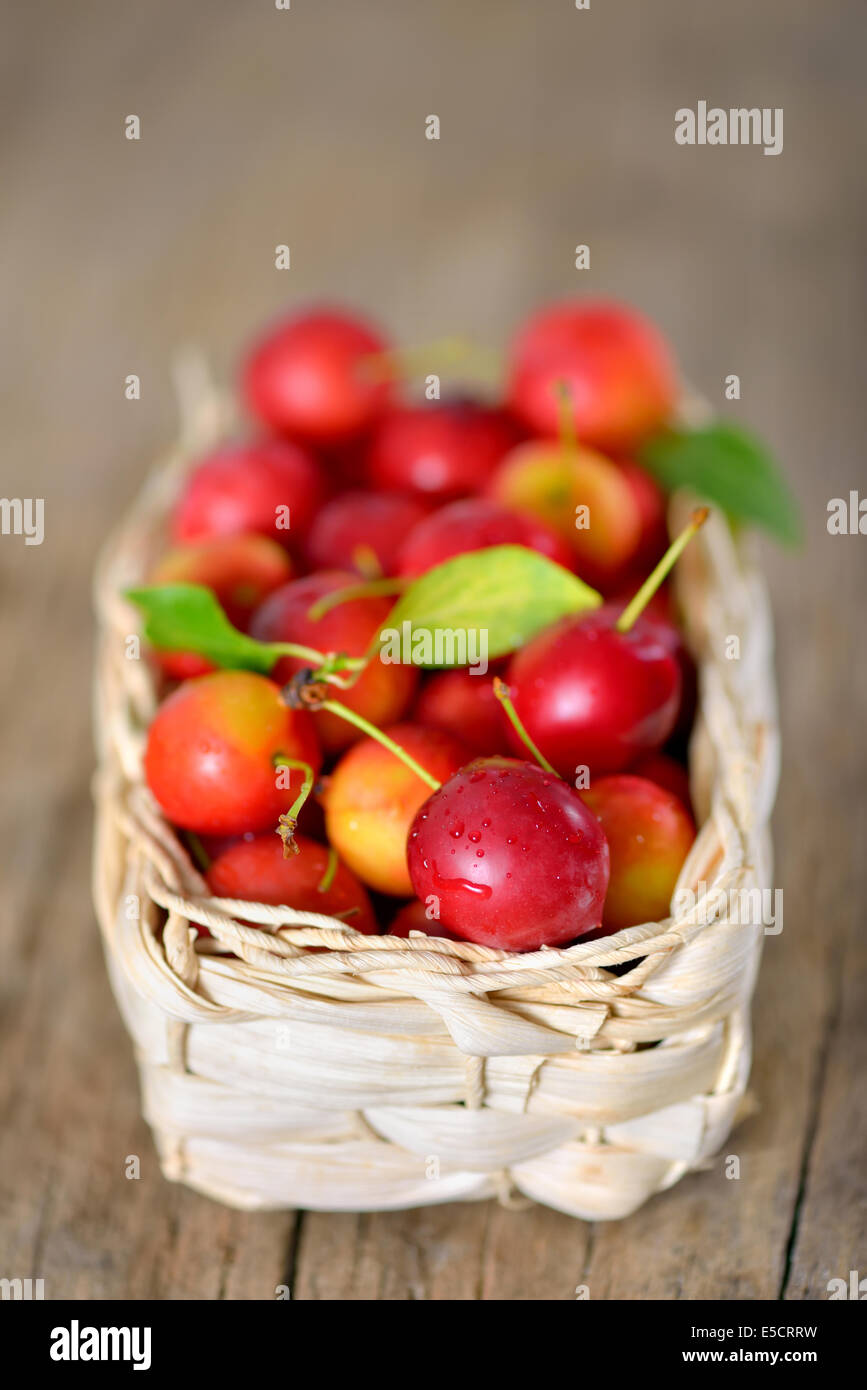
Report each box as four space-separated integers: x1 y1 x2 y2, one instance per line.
92 370 779 1220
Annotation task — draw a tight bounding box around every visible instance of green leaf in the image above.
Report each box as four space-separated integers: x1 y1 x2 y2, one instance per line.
640 423 802 544
377 545 601 666
126 584 283 673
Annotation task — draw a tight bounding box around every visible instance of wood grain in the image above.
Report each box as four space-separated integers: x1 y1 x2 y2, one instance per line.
1 0 864 1299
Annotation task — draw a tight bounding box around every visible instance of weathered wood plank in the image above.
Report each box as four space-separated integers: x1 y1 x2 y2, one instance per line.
294 1205 493 1301
782 611 867 1300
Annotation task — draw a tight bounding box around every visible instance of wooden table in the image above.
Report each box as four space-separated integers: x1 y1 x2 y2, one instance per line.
1 0 864 1300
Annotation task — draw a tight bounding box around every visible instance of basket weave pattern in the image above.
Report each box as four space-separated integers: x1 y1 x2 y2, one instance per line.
92 393 779 1220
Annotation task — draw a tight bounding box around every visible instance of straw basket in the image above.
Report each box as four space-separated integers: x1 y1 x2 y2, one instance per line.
92 372 779 1220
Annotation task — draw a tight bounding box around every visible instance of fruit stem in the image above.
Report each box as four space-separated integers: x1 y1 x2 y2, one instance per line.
615 507 710 634
351 544 383 580
271 637 371 692
184 832 211 873
308 651 370 690
492 676 560 777
555 379 579 453
272 640 333 667
307 577 407 622
275 758 316 857
318 700 441 791
317 846 339 894
274 642 373 692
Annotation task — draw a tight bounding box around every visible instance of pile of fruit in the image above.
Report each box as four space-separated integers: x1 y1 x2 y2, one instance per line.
129 300 796 953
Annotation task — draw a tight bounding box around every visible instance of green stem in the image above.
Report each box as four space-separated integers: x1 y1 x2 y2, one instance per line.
312 660 369 691
307 578 407 622
274 758 316 856
351 544 383 580
317 846 339 894
492 677 560 777
184 832 211 873
269 638 370 691
271 640 331 667
319 700 441 791
616 507 709 634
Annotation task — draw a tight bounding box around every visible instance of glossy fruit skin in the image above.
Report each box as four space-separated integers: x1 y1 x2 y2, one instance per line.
149 534 294 680
609 583 674 628
171 440 325 554
407 757 610 951
249 570 418 754
305 489 431 576
580 774 695 931
488 441 643 592
200 783 327 853
507 300 677 453
144 670 321 836
388 899 460 940
205 832 378 935
395 498 574 578
618 595 697 745
243 308 392 443
365 402 519 503
413 667 511 757
615 460 669 576
505 605 682 778
324 723 468 896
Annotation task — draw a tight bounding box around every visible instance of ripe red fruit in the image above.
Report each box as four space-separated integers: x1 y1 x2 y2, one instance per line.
243 308 392 443
148 534 294 680
607 583 674 629
388 899 461 940
413 668 511 757
144 670 321 836
395 498 574 578
317 437 368 490
198 778 326 857
487 439 644 592
507 300 677 452
617 594 697 744
249 570 418 754
324 723 469 896
170 440 325 553
615 460 669 575
407 757 610 951
305 489 431 576
205 833 377 935
580 774 696 931
199 784 327 854
504 605 681 778
366 402 519 503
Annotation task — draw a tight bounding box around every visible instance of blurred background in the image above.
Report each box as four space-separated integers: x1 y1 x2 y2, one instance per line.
0 0 864 1299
